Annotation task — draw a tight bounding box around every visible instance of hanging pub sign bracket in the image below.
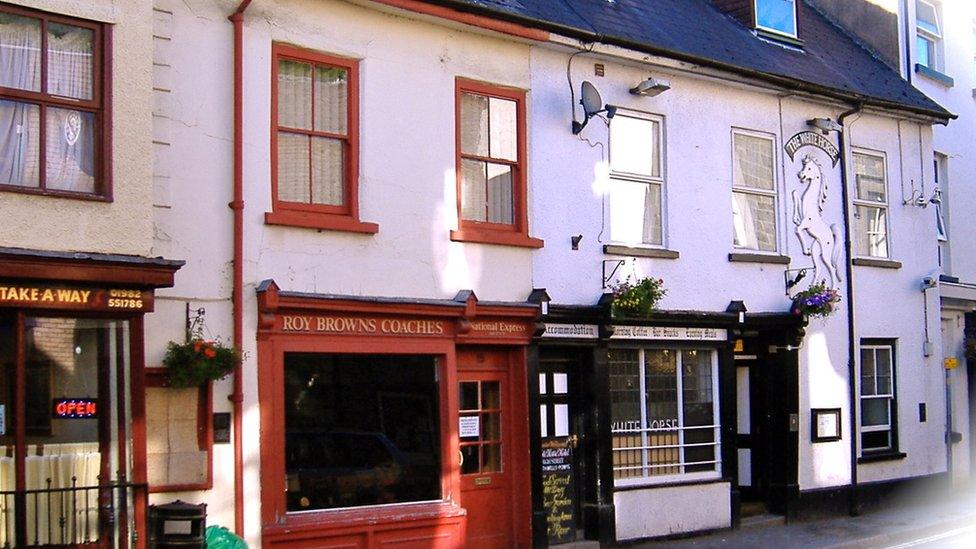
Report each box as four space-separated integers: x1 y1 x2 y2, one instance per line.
602 259 625 289
784 267 809 296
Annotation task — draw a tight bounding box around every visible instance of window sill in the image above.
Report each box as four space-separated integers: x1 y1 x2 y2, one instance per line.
603 244 679 259
728 252 790 265
852 257 902 270
915 64 954 88
0 184 112 202
450 228 543 248
755 28 804 48
857 451 907 464
614 474 727 492
265 211 378 234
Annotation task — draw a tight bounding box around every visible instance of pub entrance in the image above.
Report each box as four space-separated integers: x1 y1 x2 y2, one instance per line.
538 347 586 545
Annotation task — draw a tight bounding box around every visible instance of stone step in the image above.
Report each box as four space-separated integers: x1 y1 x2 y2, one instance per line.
739 513 787 530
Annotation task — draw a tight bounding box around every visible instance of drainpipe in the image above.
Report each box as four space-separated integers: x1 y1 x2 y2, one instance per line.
228 0 252 537
837 103 863 516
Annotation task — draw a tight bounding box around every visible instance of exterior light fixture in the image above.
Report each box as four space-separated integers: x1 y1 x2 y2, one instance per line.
528 288 551 316
630 76 671 96
807 117 842 134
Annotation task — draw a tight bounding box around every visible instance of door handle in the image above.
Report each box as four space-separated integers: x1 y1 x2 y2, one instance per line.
459 450 464 467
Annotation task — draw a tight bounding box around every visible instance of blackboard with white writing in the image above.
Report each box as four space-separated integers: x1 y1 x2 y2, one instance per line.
542 438 575 544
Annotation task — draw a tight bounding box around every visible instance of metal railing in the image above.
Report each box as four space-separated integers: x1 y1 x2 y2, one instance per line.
0 478 146 548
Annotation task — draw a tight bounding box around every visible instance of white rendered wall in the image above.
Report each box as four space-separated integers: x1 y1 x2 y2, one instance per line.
613 483 731 540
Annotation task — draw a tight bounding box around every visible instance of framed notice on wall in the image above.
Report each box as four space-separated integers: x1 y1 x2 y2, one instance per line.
811 408 842 442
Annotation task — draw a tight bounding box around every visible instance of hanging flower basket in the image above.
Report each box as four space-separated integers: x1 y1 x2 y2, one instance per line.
791 282 840 319
609 277 667 318
163 339 239 388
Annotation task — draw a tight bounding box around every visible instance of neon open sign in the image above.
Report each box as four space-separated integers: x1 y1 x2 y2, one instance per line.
52 398 98 419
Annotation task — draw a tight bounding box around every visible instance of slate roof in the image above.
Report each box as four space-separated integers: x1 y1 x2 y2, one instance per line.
418 0 952 120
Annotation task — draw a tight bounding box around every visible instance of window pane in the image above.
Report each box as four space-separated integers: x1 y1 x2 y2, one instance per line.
460 158 487 222
855 205 888 257
862 430 891 451
460 92 488 157
756 0 797 36
916 1 940 35
482 381 500 408
486 162 513 224
646 350 679 476
917 35 932 67
609 349 642 480
47 23 93 101
877 349 892 394
278 60 312 130
609 179 662 245
854 154 886 202
460 382 478 411
277 132 310 203
45 107 95 193
283 353 441 511
860 347 876 396
310 136 344 206
861 397 889 427
732 191 777 251
488 97 517 162
733 134 774 191
0 99 40 187
460 444 479 474
681 350 715 472
483 443 501 472
610 115 659 177
0 13 41 92
313 65 347 135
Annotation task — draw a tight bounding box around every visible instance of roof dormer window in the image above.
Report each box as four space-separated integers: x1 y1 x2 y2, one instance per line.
755 0 797 38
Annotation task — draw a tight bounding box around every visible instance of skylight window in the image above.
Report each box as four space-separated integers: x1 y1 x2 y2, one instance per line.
755 0 797 38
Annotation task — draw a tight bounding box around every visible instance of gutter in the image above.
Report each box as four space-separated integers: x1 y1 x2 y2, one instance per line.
228 0 252 538
837 103 864 516
407 0 953 123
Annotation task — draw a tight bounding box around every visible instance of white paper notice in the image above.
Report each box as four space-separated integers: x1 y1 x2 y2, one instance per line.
459 415 480 438
818 412 838 438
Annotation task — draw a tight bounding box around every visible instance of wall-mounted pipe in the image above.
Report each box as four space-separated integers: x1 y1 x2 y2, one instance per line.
228 0 252 538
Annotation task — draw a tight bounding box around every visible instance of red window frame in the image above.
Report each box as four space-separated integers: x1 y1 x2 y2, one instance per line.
452 79 542 248
266 43 377 234
0 4 111 201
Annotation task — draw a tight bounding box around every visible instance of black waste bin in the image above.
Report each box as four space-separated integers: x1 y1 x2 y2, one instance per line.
148 500 207 548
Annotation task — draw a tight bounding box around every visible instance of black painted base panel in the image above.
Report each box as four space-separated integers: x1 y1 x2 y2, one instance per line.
788 473 950 522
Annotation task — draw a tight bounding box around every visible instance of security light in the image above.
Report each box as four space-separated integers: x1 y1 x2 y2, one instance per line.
630 76 671 97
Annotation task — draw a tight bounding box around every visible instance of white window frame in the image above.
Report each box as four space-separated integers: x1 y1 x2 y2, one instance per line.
852 149 891 259
607 110 667 248
915 0 943 71
610 347 721 487
859 343 896 454
754 0 798 38
731 128 779 253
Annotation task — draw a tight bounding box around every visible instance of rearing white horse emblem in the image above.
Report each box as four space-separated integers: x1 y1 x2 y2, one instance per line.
793 155 842 288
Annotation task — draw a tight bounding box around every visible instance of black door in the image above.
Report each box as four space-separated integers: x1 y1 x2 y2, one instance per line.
538 349 583 544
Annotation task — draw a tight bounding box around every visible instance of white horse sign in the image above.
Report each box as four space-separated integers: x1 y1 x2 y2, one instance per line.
792 155 842 288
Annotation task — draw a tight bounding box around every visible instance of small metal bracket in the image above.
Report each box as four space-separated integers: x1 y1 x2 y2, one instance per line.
602 259 625 289
784 267 809 297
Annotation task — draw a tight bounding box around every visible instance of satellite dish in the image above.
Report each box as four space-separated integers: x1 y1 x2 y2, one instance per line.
580 81 603 116
573 81 615 134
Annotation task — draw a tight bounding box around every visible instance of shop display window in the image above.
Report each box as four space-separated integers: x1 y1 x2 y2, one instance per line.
283 353 441 512
609 347 720 485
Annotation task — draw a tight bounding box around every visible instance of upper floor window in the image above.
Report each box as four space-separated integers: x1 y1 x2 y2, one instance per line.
755 0 797 37
268 44 376 234
0 6 107 198
916 0 943 71
608 112 665 247
452 79 541 248
731 130 778 252
852 151 890 258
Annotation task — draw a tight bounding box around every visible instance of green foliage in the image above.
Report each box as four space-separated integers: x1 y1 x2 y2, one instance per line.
609 277 667 318
163 339 238 388
791 281 840 319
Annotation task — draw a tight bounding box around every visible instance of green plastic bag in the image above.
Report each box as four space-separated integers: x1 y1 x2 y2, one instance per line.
205 525 247 549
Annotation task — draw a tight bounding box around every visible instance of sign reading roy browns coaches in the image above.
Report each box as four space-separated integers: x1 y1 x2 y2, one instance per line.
0 283 153 312
279 314 532 340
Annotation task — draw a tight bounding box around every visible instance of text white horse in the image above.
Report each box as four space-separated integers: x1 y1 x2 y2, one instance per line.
792 155 842 287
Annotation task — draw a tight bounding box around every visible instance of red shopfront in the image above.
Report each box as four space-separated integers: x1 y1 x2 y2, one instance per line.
256 280 536 548
0 247 182 548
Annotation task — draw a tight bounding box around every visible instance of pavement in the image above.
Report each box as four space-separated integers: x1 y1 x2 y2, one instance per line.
644 484 976 548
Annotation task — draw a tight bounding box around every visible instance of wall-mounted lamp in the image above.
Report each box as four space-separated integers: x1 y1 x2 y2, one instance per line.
573 81 616 134
528 288 551 316
902 180 938 208
630 76 671 97
808 117 842 134
571 234 583 250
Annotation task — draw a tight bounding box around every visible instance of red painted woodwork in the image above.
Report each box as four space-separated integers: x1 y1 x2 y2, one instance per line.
256 281 536 547
368 0 549 42
0 252 182 289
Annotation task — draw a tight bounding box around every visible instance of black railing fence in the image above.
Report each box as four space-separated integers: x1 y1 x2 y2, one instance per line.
0 478 145 548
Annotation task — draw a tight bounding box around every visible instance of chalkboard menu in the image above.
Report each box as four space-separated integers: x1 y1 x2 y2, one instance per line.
542 438 575 544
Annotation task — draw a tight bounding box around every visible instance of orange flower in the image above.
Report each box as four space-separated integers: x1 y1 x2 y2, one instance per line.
204 347 217 359
193 340 203 353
